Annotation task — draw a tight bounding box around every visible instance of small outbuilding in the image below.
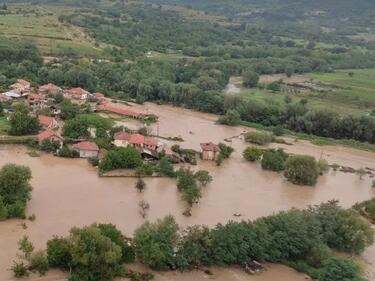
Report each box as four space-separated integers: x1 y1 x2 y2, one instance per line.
72 141 99 158
200 142 220 161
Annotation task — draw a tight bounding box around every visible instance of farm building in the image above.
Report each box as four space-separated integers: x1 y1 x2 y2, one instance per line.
200 142 220 161
72 141 99 158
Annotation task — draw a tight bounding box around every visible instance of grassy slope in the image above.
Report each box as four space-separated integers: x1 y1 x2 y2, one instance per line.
238 69 375 116
0 4 102 57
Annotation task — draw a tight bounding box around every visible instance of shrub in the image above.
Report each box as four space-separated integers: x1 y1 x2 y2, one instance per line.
284 155 320 186
261 149 288 171
57 146 79 158
245 131 273 145
243 147 263 162
136 163 155 177
218 109 240 126
99 147 143 172
135 178 146 192
194 170 213 187
158 157 175 177
272 126 285 136
320 257 361 281
11 261 29 278
40 140 60 153
28 250 49 275
46 237 71 268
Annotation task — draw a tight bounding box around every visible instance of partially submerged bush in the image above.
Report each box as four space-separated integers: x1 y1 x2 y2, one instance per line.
284 155 320 186
245 131 273 145
261 149 288 171
243 146 263 162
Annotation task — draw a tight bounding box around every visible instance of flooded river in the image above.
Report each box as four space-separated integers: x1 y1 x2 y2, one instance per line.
0 103 374 280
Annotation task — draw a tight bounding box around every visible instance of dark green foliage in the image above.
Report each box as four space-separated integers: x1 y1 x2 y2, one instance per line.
176 226 212 269
242 70 259 88
320 257 362 281
57 146 79 158
63 114 113 139
353 198 375 221
46 237 72 268
157 157 175 177
176 167 201 206
96 223 135 264
284 155 320 186
194 170 213 187
0 164 32 219
218 109 241 126
28 251 49 275
245 131 274 145
216 142 234 165
40 140 60 153
261 149 288 171
243 146 263 162
9 104 40 136
99 147 143 172
133 216 179 270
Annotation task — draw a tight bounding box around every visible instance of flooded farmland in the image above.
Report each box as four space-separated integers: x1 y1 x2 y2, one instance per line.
0 103 374 281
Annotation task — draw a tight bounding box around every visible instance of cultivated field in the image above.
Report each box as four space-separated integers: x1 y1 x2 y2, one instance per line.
0 4 101 57
237 69 375 116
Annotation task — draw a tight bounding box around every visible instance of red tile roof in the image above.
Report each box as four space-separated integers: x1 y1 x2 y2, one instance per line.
114 131 131 141
39 83 61 92
72 141 99 151
113 132 157 147
37 129 63 142
94 92 105 98
66 87 90 97
38 115 56 127
200 142 220 152
96 102 143 118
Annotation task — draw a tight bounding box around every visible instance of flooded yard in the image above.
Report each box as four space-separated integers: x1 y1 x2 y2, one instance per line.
0 103 374 280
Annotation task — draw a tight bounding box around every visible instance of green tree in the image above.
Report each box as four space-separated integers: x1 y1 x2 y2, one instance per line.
261 149 288 171
243 147 263 162
99 147 143 172
176 168 201 206
0 164 32 219
320 257 362 281
242 70 259 88
194 170 212 187
284 155 320 186
68 225 123 281
9 103 40 136
217 109 241 126
134 216 179 270
158 157 175 177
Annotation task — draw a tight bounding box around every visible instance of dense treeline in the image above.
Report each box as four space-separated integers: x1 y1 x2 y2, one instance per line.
0 36 374 143
24 201 373 281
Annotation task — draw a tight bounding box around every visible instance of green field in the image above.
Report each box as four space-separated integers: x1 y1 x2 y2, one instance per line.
238 69 375 116
0 4 102 57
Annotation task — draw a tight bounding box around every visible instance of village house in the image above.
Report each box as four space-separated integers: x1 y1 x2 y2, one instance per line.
37 129 64 146
27 93 47 109
38 83 62 95
96 102 144 119
64 87 90 104
38 115 59 130
200 142 220 161
72 141 99 158
94 92 105 102
113 132 158 151
10 79 31 93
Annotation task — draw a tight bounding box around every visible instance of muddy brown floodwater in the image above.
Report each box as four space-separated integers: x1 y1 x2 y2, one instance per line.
0 102 374 281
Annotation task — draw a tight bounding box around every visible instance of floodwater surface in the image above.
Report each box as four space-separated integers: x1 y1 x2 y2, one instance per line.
0 103 374 280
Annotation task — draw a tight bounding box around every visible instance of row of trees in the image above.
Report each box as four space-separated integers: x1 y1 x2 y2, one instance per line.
26 201 372 281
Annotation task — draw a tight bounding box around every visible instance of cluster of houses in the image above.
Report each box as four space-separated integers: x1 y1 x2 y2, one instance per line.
1 79 221 163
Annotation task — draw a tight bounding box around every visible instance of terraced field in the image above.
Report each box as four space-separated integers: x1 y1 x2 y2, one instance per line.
0 4 101 57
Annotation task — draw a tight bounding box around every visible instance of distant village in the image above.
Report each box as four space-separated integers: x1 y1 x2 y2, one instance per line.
0 79 222 166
